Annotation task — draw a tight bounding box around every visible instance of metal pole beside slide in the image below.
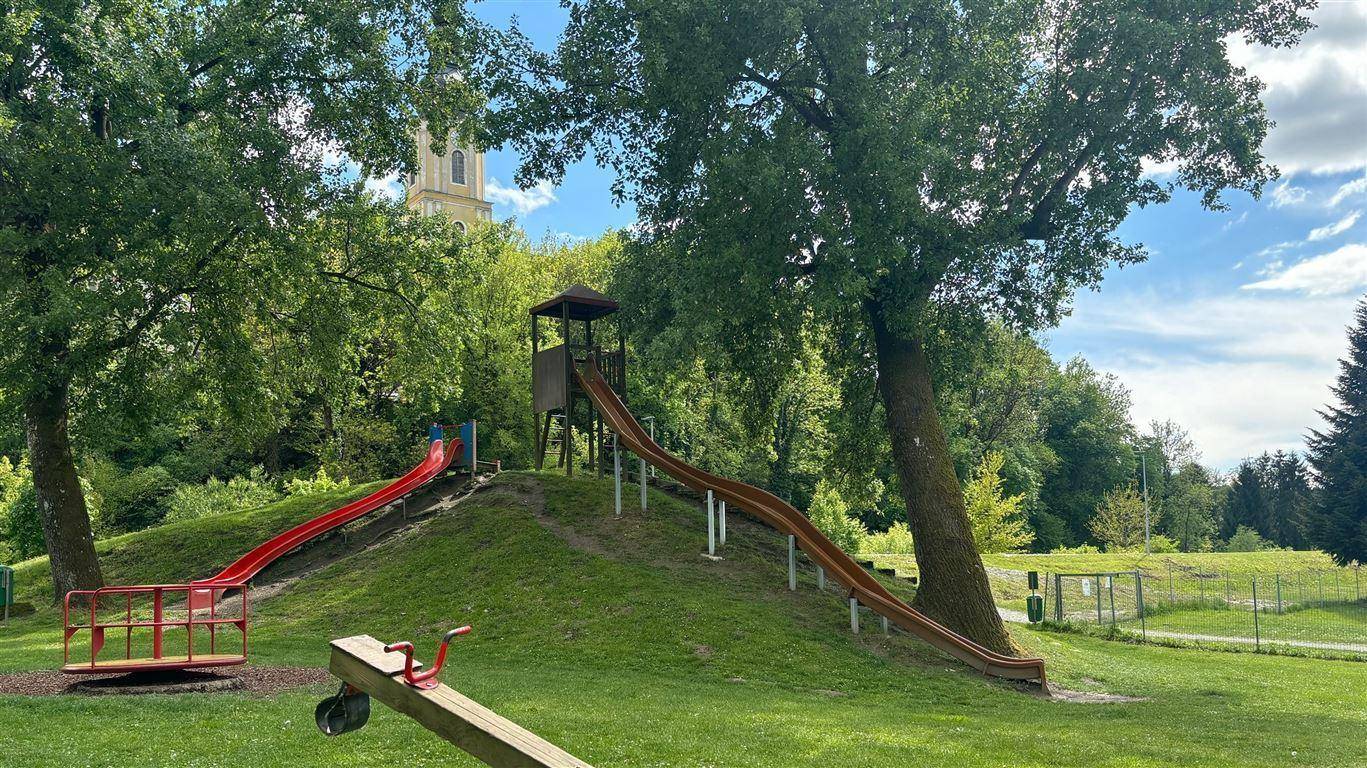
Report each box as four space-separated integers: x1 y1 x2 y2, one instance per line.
639 454 647 511
788 535 797 590
706 490 715 556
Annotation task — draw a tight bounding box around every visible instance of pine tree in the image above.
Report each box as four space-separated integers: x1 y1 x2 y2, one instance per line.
1307 299 1367 565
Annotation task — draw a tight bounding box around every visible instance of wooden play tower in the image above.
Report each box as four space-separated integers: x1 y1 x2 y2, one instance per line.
530 285 626 475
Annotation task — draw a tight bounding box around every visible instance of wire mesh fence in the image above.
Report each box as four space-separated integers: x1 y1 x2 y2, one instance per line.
1044 566 1367 655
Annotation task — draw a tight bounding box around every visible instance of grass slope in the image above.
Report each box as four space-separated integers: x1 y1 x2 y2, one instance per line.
1 473 1365 767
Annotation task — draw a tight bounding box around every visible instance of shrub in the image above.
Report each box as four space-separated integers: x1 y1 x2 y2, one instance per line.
861 521 916 555
963 451 1033 553
1223 525 1269 552
1148 533 1179 553
806 480 867 553
1090 486 1147 552
0 457 46 560
1050 543 1101 555
286 466 351 497
164 467 280 524
83 455 176 534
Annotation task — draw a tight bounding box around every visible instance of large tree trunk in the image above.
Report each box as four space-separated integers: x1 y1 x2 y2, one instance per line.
25 377 103 603
869 305 1017 655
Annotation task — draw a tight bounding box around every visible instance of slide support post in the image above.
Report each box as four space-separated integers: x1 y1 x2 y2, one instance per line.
612 433 622 518
882 615 889 635
719 501 726 545
639 454 647 511
788 535 797 591
817 567 825 590
707 490 715 556
850 598 859 633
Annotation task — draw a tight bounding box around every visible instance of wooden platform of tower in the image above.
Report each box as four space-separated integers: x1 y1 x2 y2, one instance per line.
530 286 626 475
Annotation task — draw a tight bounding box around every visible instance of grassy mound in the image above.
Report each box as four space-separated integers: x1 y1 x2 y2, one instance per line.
1 472 1365 767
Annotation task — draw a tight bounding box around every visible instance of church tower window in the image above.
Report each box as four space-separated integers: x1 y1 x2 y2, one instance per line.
451 150 466 185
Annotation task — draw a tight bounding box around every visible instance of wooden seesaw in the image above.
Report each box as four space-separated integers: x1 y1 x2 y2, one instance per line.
316 627 594 768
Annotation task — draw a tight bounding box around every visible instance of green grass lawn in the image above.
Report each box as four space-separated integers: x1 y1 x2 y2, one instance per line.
1113 602 1367 649
867 550 1360 605
3 473 1366 767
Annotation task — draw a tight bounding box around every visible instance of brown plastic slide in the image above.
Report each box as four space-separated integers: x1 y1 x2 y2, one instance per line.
577 359 1047 686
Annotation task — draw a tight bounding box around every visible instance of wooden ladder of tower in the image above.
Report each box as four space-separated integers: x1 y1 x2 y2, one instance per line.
544 412 568 468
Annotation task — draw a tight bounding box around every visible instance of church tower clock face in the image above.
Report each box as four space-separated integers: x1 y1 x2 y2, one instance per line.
405 123 492 228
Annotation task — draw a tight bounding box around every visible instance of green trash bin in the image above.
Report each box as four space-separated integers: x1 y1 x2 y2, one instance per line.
1026 594 1044 623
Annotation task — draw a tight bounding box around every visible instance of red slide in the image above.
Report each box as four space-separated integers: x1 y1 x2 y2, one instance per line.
187 437 458 608
576 359 1047 686
63 429 463 673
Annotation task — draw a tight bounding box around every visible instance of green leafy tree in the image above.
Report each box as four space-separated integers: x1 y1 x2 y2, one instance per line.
1039 359 1137 545
1163 463 1219 552
1307 299 1367 564
1 0 474 599
963 452 1033 553
806 480 867 554
479 0 1311 651
1089 486 1146 552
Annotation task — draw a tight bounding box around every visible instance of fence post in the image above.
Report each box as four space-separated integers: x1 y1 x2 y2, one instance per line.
1095 575 1103 624
1357 565 1361 602
1054 573 1063 621
1252 576 1261 652
1169 563 1174 603
1135 570 1146 640
1225 572 1231 604
1108 576 1116 626
1275 574 1283 615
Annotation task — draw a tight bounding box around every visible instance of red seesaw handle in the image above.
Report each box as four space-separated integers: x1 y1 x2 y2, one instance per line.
383 626 472 688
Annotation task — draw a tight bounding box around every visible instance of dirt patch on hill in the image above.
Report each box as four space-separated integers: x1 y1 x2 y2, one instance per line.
0 666 330 697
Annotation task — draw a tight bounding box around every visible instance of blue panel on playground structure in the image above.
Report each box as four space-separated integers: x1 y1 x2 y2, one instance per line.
459 421 475 467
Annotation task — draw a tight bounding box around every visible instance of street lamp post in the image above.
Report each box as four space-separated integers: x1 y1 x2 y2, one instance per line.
1133 449 1151 555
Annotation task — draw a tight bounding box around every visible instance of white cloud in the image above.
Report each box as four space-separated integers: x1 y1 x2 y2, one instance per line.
1243 243 1367 295
1328 174 1367 208
1105 357 1333 468
1306 210 1361 241
1226 3 1367 175
1141 157 1181 178
1269 181 1310 208
1053 292 1358 467
364 172 403 201
486 178 558 216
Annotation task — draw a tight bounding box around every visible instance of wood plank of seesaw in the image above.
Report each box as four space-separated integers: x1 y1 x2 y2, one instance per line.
328 635 595 768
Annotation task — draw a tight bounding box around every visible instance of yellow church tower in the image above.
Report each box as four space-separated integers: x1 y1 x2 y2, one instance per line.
405 123 492 230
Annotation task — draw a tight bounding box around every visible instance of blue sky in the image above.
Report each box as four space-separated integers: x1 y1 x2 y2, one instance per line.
392 2 1367 469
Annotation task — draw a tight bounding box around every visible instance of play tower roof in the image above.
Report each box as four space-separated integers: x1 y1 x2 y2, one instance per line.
529 284 619 321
